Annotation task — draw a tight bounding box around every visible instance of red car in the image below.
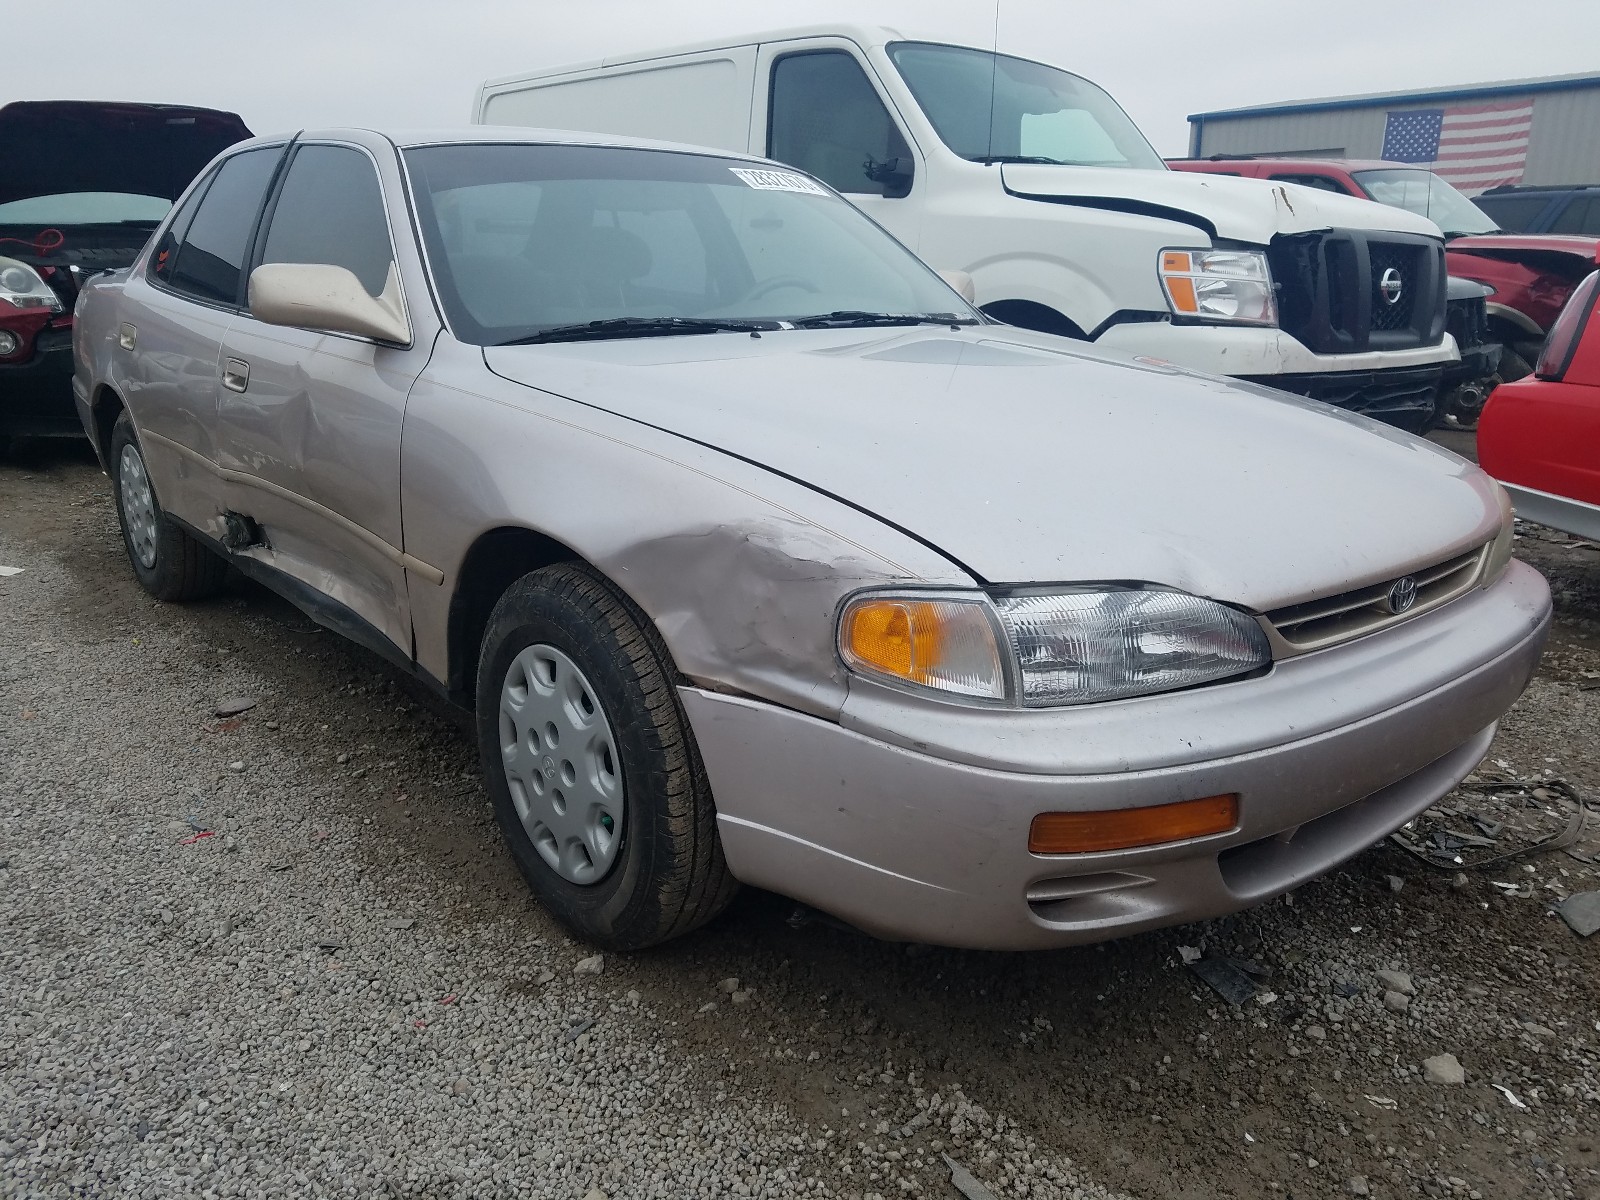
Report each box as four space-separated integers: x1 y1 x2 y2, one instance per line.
0 101 250 447
1169 157 1599 379
1478 266 1600 541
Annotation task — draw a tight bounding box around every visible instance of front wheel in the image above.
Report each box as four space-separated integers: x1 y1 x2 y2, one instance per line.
476 562 737 949
110 411 227 601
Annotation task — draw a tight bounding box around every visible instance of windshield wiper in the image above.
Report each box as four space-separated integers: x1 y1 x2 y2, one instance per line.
789 311 980 330
497 316 780 346
972 154 1069 166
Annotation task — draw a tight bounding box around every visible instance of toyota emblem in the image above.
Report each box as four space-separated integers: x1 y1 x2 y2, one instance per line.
1379 267 1404 306
1385 575 1419 615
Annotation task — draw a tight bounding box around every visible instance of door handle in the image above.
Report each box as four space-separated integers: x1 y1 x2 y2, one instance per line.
223 358 250 393
117 323 137 351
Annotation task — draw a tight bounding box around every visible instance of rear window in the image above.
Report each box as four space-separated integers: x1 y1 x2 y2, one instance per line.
1472 193 1552 233
0 191 170 224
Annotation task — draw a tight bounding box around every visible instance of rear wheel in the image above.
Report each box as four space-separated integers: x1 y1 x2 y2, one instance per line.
476 562 736 949
110 411 227 601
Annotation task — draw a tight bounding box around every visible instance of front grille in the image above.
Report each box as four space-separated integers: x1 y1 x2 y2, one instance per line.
1264 544 1487 653
1267 229 1447 355
1369 243 1421 332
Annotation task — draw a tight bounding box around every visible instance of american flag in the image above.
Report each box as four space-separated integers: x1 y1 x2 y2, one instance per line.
1380 100 1533 196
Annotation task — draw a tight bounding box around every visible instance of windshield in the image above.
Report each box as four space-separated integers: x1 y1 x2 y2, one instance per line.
888 42 1164 169
404 144 975 345
0 191 170 225
1353 169 1498 236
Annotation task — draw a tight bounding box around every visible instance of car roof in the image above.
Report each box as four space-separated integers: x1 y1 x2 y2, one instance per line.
224 125 785 162
1173 156 1423 173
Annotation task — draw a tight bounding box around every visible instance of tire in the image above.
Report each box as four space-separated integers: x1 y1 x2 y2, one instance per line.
110 411 227 601
1496 348 1533 384
476 562 737 949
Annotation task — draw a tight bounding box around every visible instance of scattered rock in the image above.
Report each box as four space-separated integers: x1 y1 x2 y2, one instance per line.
385 918 415 930
1304 1025 1326 1041
1348 1176 1370 1196
584 1191 609 1200
1556 891 1600 937
226 761 245 773
1522 1022 1556 1040
731 989 752 1006
625 989 640 1004
1422 1053 1465 1085
1386 875 1405 893
697 1001 717 1014
574 955 604 976
1383 990 1411 1014
336 752 350 765
534 969 555 987
717 976 740 994
1376 969 1415 996
213 696 258 717
942 1153 1000 1200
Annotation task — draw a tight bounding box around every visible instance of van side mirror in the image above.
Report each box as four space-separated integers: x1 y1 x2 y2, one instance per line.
864 155 914 199
248 262 410 345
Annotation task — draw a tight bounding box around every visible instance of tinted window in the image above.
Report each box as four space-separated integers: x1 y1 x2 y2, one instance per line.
149 178 211 286
1550 196 1600 235
1472 193 1551 233
0 192 170 224
261 144 396 298
165 148 279 304
769 52 911 196
1271 173 1348 195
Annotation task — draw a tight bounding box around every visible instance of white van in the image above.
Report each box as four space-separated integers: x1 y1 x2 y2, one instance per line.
477 25 1461 427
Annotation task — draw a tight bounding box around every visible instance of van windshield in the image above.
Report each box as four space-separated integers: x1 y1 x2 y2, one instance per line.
888 42 1164 170
404 143 977 345
1353 169 1499 237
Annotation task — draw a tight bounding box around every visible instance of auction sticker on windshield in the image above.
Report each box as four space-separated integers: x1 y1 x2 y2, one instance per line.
729 167 830 196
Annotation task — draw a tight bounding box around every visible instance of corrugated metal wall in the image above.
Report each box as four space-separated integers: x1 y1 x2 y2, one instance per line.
1191 86 1600 185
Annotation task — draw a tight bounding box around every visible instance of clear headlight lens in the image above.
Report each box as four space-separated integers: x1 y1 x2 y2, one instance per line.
1159 249 1277 327
0 256 63 313
993 589 1271 707
1483 484 1516 584
839 594 1007 700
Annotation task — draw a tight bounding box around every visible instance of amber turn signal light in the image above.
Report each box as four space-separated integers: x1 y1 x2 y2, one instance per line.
1029 794 1239 855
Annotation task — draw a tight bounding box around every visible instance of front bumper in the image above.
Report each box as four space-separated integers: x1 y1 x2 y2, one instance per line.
686 562 1549 950
1242 364 1446 431
0 327 80 438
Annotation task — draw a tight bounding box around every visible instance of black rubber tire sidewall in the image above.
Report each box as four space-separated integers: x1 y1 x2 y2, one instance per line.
475 565 729 949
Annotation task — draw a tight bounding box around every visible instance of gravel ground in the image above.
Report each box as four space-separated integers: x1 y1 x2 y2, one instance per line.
2 440 1598 1200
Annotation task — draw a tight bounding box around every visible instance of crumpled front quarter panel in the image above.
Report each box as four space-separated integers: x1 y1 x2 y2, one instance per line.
400 340 970 718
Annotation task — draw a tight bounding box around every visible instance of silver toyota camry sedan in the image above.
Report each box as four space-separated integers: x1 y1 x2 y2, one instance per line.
73 127 1551 951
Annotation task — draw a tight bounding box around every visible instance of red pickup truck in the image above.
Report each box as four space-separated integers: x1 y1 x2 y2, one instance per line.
1170 157 1599 385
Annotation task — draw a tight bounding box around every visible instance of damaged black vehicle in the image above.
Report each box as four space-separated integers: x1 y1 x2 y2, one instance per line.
0 101 249 446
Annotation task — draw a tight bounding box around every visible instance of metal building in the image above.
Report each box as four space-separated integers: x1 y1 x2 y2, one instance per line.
1188 72 1600 193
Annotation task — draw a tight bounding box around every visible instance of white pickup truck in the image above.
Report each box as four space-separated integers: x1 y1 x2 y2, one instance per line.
476 24 1461 429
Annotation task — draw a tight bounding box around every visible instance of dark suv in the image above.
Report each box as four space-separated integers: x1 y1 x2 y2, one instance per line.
0 101 250 445
1475 186 1600 237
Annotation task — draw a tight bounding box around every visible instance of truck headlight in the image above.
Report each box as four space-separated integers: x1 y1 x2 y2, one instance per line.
993 588 1270 706
1159 249 1277 327
838 587 1271 706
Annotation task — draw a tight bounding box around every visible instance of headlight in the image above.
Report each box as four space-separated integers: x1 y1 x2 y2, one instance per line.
993 588 1270 706
0 256 62 313
1159 249 1277 327
1483 484 1516 584
838 587 1271 706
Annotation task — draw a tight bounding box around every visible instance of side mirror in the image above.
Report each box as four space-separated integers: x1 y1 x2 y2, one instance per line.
938 269 977 305
863 154 914 199
248 262 409 345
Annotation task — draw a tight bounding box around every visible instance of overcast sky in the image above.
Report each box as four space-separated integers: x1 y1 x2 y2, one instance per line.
12 0 1600 154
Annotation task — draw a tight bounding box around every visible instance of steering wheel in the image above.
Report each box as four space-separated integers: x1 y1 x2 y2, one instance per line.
741 274 821 303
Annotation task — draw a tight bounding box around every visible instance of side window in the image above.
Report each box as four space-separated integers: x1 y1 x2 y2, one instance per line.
1271 173 1348 195
148 177 210 285
769 51 911 197
166 148 281 305
260 145 396 298
1551 196 1598 236
1473 194 1549 233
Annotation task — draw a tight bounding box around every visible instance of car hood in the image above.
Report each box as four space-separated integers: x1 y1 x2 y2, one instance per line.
0 101 252 207
999 164 1444 244
1447 232 1600 269
484 328 1498 610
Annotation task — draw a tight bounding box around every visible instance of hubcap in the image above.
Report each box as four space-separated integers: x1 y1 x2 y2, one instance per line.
118 444 159 570
498 644 623 885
